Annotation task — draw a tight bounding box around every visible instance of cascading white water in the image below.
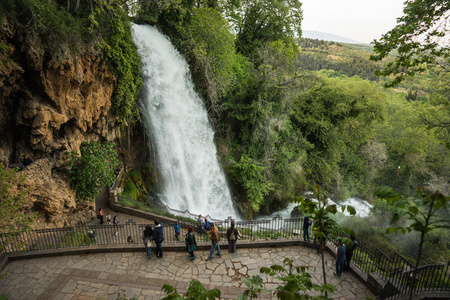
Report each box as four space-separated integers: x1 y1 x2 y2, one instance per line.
132 24 239 220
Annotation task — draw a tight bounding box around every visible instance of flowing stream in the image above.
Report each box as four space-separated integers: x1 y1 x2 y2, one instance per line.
132 24 239 220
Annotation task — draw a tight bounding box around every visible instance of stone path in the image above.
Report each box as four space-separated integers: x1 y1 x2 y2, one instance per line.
0 245 374 300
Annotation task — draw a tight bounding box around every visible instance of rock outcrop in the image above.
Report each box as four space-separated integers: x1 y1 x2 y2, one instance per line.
0 20 125 227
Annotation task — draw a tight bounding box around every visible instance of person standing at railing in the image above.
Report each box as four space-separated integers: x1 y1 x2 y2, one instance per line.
334 238 346 277
174 221 181 241
98 208 104 225
344 235 359 272
153 219 164 258
113 216 120 236
142 225 154 259
226 221 240 253
204 218 211 234
197 215 204 236
206 222 221 261
303 216 312 242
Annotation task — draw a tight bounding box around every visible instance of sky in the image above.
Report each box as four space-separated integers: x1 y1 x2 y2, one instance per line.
300 0 406 44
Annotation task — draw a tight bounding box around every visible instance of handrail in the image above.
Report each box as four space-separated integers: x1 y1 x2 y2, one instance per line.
1 217 448 299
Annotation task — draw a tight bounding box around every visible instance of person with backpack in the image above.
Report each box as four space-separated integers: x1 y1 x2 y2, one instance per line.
226 221 240 253
204 218 211 233
142 225 154 259
344 235 359 272
153 219 164 258
185 225 197 260
206 222 221 261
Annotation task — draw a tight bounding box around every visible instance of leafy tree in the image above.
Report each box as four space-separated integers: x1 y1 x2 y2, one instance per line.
298 185 355 297
68 141 120 201
370 0 450 134
292 73 386 186
375 186 449 300
370 0 450 87
224 0 303 57
373 92 449 195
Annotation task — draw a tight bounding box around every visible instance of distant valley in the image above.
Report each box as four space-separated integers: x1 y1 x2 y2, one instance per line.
302 30 363 44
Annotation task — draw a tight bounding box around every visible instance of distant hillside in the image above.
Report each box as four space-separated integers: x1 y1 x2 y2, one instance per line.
302 30 362 44
297 38 381 81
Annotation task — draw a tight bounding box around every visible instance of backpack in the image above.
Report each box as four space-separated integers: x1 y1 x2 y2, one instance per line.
230 231 236 240
204 220 210 231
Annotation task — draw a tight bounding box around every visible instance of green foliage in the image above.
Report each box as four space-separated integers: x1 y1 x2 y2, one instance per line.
68 141 120 201
161 257 334 300
297 185 355 296
260 257 335 299
161 280 220 300
94 1 143 122
297 38 380 81
292 73 386 186
181 8 238 104
370 0 450 88
227 155 273 214
375 186 449 299
1 0 142 122
373 92 449 195
0 163 36 234
228 0 303 58
237 275 268 300
121 164 158 201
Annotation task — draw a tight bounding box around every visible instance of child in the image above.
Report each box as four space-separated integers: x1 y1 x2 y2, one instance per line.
106 213 111 225
174 221 181 241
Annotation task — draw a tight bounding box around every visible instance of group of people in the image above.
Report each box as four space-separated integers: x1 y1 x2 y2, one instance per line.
303 216 359 276
142 219 165 259
140 215 241 261
335 235 359 276
97 208 120 236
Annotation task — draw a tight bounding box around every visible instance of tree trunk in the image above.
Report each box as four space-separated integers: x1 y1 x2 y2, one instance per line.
409 231 424 300
321 239 328 298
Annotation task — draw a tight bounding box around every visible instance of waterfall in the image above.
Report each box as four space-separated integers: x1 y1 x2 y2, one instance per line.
132 24 239 220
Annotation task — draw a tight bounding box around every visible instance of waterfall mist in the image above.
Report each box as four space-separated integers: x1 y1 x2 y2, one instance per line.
132 24 239 220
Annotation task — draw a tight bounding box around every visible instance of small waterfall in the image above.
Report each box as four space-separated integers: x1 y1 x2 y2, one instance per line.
132 24 239 220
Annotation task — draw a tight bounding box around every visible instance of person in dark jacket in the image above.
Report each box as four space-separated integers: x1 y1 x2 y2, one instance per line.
142 225 153 259
303 216 312 242
185 225 197 260
153 219 164 258
226 221 240 253
344 235 359 271
334 238 346 276
21 156 32 169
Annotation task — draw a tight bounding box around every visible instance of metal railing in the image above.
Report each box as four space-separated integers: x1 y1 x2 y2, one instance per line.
1 217 449 299
378 262 450 299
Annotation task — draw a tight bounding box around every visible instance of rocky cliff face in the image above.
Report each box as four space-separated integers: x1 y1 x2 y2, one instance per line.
0 20 125 227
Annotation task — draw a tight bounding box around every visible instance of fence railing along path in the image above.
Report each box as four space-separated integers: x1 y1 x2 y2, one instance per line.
1 216 449 300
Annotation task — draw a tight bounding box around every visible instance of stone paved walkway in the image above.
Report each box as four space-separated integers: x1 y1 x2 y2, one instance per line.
0 245 374 300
